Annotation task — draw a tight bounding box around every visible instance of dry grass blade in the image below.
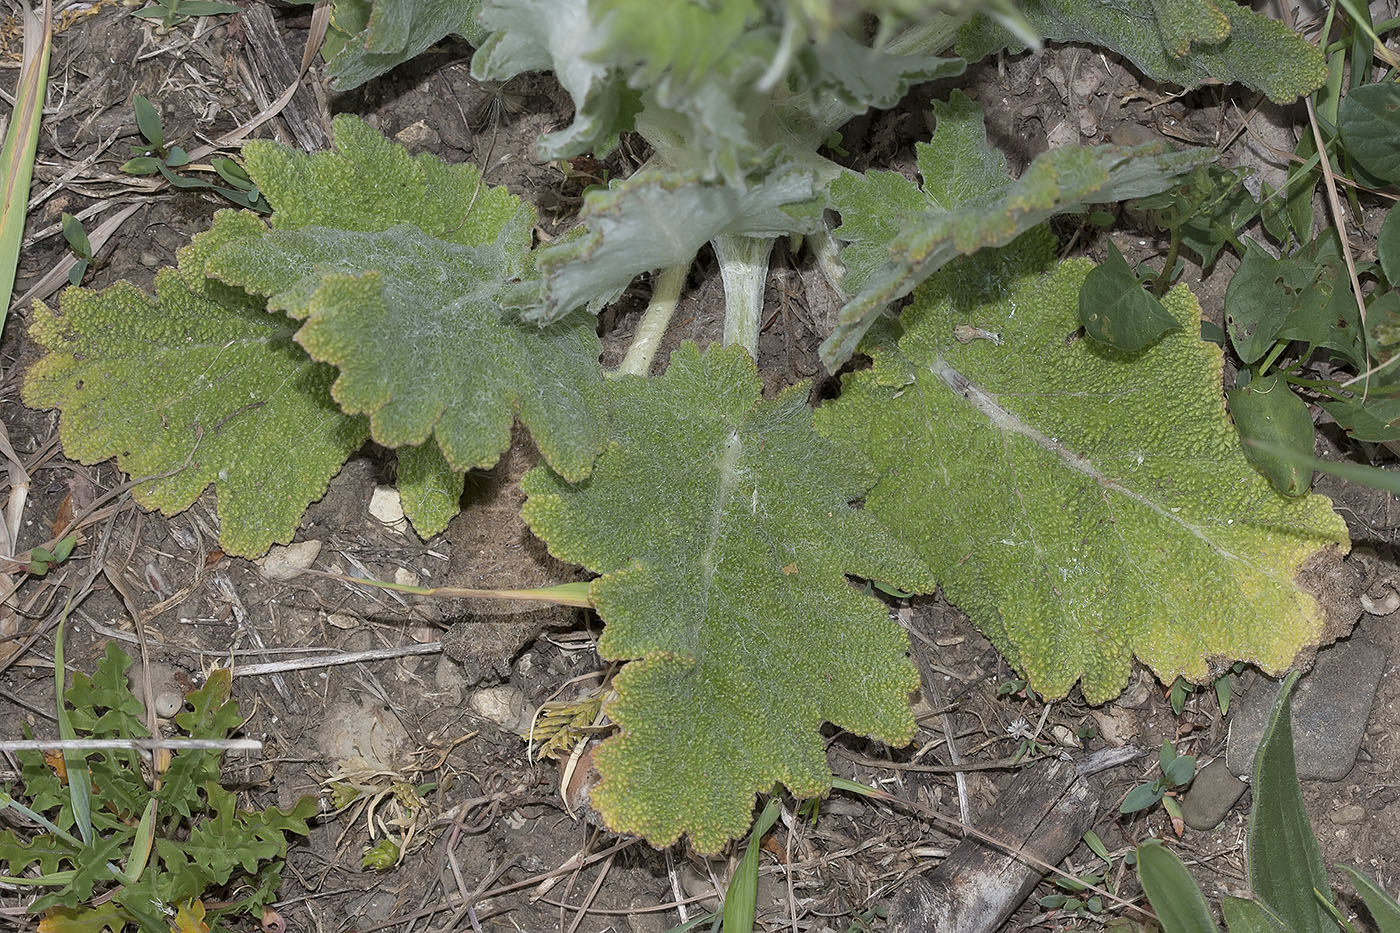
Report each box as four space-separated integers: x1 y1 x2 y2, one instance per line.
0 0 52 328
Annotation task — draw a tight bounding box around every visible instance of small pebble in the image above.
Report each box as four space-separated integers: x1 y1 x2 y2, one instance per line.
469 684 528 731
1361 588 1400 616
139 251 161 267
394 119 440 150
368 485 407 532
393 566 419 588
1331 804 1366 825
258 540 322 580
127 661 185 718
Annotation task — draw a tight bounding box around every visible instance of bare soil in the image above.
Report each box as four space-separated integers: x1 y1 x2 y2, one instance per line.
1 4 1396 932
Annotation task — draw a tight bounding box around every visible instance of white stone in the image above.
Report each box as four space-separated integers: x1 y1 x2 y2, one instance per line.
469 684 528 731
258 540 322 581
368 485 407 531
394 566 420 588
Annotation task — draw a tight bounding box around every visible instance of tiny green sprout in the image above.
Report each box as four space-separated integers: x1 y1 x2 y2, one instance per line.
1169 676 1192 716
120 98 270 212
869 580 914 598
26 533 75 576
361 838 400 871
60 213 92 286
1120 740 1196 818
131 0 240 29
845 904 887 932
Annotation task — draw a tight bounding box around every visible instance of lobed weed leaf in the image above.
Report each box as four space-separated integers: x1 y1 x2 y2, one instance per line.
815 247 1349 702
208 115 609 533
522 343 934 852
21 212 369 558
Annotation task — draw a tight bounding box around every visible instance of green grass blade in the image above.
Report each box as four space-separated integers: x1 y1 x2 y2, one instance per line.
721 797 782 933
1248 672 1334 933
1242 438 1400 495
52 612 93 845
1339 866 1400 933
0 0 52 333
1136 839 1217 933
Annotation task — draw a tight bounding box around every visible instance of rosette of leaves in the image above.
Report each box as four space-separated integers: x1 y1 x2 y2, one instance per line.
474 0 969 330
815 239 1351 703
522 343 934 852
822 91 1215 368
957 0 1328 105
0 644 315 929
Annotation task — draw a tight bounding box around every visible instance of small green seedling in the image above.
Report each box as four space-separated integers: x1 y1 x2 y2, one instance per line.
60 214 92 286
25 533 75 576
1039 830 1120 918
120 96 270 212
1168 663 1245 716
997 678 1039 701
0 627 315 928
1120 740 1196 832
846 904 888 932
131 0 240 29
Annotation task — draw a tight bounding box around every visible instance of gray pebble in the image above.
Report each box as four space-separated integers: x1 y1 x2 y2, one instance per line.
1226 636 1387 782
1180 758 1248 830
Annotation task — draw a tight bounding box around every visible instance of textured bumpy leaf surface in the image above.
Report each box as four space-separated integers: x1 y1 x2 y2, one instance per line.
958 0 1327 104
823 92 1213 368
522 344 934 852
815 247 1350 703
206 115 609 530
23 214 368 558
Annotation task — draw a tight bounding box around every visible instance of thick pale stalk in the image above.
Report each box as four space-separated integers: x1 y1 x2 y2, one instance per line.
0 0 52 330
614 263 687 377
713 234 774 359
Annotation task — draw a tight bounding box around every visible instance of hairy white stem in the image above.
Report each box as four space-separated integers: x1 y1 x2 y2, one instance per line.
614 264 687 378
713 234 774 359
808 223 847 296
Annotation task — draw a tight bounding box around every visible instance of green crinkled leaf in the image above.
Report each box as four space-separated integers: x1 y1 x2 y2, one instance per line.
22 211 369 559
522 343 934 852
207 115 609 485
815 254 1350 703
398 442 466 538
521 153 822 321
958 0 1327 104
822 91 1213 368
